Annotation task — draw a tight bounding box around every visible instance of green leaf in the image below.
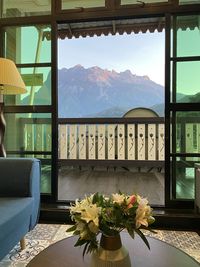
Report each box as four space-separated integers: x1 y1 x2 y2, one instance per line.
135 229 150 250
92 192 99 204
127 228 135 239
66 225 76 232
74 238 87 247
82 242 90 258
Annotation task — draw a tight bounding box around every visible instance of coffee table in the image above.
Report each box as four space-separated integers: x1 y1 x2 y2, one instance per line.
27 232 200 267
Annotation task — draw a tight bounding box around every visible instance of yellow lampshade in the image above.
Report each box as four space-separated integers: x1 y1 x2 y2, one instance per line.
0 57 27 95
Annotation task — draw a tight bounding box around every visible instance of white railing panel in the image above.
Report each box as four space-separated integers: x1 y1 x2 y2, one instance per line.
24 124 34 151
118 124 125 160
46 124 51 153
158 124 165 160
58 120 165 162
127 124 135 160
107 124 115 160
69 124 77 159
137 124 145 160
197 124 200 155
79 125 86 159
88 125 96 159
35 124 44 151
59 125 68 159
98 125 105 159
186 123 193 153
148 124 156 160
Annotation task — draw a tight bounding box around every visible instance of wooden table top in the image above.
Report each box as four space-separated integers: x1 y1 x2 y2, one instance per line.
27 232 200 267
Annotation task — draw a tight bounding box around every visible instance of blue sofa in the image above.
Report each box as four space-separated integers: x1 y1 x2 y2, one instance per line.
0 158 41 260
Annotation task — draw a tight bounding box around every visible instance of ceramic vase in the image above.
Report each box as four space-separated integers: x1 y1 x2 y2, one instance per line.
90 233 131 267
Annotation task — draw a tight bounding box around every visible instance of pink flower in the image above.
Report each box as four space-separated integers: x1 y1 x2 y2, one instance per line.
127 195 136 209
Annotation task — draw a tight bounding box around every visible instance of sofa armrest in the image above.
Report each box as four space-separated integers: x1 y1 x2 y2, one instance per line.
0 158 40 197
0 158 41 228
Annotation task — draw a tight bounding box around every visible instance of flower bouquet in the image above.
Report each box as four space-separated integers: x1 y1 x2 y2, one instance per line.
67 192 155 256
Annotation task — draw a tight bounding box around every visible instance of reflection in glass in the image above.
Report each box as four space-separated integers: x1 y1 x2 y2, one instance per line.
62 0 104 9
4 113 52 153
171 61 200 103
179 0 200 5
4 25 51 64
174 111 200 154
4 67 51 106
1 0 51 18
175 157 197 199
171 15 200 57
121 0 167 4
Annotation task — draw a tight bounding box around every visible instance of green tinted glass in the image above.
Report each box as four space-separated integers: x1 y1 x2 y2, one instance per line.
39 156 52 194
121 0 167 4
175 111 200 153
172 15 200 57
4 67 51 106
179 0 200 5
4 26 51 64
1 0 51 18
4 113 52 153
175 157 196 199
173 61 200 102
61 0 105 9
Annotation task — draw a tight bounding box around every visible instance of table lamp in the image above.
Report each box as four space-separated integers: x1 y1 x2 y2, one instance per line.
0 57 27 157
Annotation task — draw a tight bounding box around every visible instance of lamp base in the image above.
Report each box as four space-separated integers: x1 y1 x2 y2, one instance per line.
0 102 6 157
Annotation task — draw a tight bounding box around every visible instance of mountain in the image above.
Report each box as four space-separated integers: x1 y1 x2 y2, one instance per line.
57 65 164 117
150 103 164 117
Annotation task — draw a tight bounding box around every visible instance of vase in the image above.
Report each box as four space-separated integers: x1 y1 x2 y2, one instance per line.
90 233 131 267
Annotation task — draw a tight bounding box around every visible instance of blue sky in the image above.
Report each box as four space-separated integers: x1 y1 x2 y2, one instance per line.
58 31 165 86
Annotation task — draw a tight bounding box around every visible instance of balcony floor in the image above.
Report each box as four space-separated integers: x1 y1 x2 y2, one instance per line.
58 166 165 205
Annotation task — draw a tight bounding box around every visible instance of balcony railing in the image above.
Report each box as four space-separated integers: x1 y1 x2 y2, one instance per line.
17 116 200 167
58 117 165 167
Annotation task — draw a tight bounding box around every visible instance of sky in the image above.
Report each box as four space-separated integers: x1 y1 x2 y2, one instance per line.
58 31 165 86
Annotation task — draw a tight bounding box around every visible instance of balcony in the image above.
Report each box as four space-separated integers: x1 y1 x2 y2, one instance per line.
19 115 200 204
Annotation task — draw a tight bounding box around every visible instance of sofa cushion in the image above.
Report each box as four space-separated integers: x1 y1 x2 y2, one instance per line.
0 197 33 242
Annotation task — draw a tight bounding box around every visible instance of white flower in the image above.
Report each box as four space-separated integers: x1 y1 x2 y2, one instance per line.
70 195 94 214
112 193 125 204
81 204 101 227
135 197 152 228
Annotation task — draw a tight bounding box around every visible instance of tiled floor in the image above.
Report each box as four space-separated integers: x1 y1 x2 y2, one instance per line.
0 224 199 266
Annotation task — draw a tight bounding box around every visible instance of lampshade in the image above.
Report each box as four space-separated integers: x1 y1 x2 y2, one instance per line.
0 58 27 95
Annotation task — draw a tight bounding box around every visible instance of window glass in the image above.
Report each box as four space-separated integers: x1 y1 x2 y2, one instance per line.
4 113 52 153
179 0 200 5
4 67 51 106
172 15 200 57
61 0 105 9
175 111 200 153
121 0 167 4
175 157 197 199
4 26 51 64
171 61 200 103
177 61 200 102
1 0 51 18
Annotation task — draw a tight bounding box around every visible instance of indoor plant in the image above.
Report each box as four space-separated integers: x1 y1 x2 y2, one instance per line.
67 192 155 258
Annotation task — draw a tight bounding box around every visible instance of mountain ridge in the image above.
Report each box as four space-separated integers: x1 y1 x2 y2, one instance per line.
58 65 164 117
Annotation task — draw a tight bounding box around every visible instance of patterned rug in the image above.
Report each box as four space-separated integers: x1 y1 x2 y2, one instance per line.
0 224 200 266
